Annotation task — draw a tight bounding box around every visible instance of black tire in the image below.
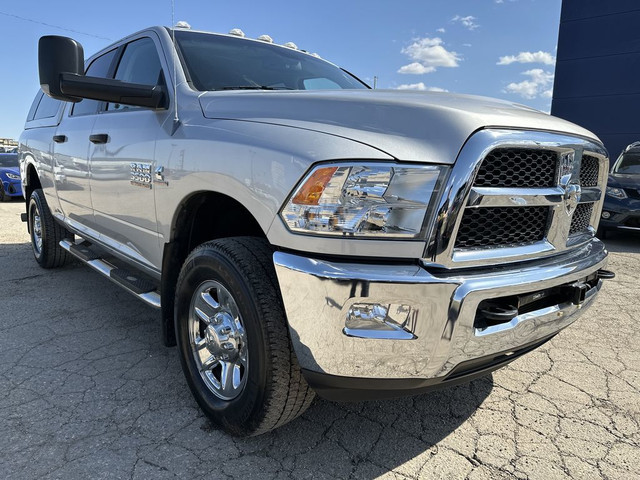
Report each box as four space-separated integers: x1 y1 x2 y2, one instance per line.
28 188 70 268
175 237 314 436
0 182 10 202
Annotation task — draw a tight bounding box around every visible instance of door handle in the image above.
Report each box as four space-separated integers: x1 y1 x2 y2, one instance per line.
53 134 67 143
89 134 109 144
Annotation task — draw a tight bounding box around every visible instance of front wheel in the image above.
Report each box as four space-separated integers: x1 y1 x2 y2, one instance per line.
175 237 314 436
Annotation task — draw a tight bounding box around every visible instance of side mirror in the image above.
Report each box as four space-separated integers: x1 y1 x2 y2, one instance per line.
37 35 167 109
39 36 85 102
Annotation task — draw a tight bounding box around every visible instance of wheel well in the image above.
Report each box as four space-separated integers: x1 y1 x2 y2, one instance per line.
160 192 268 346
25 164 41 202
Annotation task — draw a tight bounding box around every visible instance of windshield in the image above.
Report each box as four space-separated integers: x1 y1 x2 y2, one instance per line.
174 31 368 92
0 153 18 168
614 151 640 175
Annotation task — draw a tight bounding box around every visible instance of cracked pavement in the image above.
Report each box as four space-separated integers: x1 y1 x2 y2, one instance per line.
1 200 638 479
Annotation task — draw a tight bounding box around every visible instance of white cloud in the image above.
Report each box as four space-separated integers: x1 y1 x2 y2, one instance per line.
397 82 448 92
497 51 556 66
397 62 436 74
398 37 460 74
436 28 446 33
504 69 554 99
452 15 479 30
463 43 472 47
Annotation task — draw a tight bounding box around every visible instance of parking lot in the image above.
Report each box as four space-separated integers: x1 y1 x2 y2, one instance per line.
0 199 638 479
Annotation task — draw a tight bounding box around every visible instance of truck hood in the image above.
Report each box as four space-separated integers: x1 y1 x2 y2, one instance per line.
199 89 599 164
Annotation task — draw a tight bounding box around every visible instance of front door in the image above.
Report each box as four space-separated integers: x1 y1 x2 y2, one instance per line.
89 35 170 271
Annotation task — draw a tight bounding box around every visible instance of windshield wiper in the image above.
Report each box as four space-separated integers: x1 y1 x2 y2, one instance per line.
219 86 294 91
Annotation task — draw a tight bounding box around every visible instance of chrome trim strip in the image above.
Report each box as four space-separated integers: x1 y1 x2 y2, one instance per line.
425 129 609 269
467 187 563 208
60 239 161 309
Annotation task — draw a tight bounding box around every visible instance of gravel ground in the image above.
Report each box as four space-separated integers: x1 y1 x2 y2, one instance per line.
1 199 638 479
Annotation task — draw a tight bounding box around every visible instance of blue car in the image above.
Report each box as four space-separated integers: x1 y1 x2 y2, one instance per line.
0 152 22 201
599 142 640 237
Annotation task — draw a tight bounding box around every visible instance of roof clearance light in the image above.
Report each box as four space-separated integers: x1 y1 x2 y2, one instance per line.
284 42 298 50
311 53 321 58
174 21 191 29
229 28 245 37
257 34 274 43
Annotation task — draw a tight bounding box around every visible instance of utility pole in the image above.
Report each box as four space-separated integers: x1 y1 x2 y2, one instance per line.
373 76 378 89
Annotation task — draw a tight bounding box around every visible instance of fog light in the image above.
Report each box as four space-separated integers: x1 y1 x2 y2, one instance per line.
601 211 611 219
344 303 416 340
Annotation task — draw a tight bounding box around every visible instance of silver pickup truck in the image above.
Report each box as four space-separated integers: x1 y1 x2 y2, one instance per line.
19 25 613 436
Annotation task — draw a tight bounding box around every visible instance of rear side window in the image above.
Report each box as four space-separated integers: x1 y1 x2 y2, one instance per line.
71 48 118 116
33 93 62 120
26 92 43 121
108 38 163 111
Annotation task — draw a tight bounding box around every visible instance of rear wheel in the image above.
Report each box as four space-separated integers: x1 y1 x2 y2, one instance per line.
28 189 70 268
175 237 314 436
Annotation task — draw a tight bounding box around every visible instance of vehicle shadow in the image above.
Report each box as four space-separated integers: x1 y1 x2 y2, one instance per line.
0 239 492 478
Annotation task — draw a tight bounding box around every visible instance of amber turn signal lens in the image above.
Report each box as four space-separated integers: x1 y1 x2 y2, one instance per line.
292 166 338 205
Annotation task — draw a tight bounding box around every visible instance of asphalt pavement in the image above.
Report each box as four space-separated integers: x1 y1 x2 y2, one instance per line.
1 199 638 479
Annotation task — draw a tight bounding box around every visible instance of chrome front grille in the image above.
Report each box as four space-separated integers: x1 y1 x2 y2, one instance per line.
474 148 557 188
580 155 600 187
426 129 609 268
455 206 549 248
569 203 594 236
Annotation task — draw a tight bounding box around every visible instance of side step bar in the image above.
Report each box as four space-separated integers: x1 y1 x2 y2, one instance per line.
60 239 161 309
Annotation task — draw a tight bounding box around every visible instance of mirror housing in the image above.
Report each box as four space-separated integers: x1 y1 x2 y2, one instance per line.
39 36 84 102
38 35 168 109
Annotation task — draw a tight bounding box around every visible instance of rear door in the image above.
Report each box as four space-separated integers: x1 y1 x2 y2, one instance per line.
52 48 117 230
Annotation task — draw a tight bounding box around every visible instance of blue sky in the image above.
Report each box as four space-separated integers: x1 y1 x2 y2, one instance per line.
0 0 561 140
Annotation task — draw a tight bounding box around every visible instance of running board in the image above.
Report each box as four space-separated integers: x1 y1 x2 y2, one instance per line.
60 239 161 309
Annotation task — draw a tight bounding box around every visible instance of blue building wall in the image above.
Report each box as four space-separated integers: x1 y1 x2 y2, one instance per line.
551 0 640 161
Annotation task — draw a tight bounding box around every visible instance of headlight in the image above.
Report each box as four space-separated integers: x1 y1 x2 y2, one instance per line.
606 186 627 199
280 163 447 238
5 173 20 180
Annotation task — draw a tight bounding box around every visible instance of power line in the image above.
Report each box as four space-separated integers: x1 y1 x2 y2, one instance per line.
0 10 112 41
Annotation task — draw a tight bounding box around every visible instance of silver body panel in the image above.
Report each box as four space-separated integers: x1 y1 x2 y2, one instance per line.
18 26 610 385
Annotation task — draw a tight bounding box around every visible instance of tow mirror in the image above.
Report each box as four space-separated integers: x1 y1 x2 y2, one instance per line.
39 35 85 102
37 35 167 109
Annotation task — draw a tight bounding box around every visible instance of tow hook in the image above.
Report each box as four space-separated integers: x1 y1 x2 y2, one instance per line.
597 269 615 280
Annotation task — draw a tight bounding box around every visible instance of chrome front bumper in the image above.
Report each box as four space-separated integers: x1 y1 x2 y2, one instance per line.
274 239 608 383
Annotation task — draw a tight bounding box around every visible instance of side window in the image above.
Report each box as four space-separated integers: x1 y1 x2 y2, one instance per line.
108 38 164 111
26 92 43 121
33 93 62 120
71 48 118 116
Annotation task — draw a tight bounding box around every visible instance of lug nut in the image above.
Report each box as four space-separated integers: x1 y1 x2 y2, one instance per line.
220 327 232 335
222 342 234 350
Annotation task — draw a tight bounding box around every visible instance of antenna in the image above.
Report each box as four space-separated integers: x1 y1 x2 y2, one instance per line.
170 0 180 133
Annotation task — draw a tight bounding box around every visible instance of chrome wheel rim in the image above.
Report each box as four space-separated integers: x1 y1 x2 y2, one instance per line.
31 205 43 255
188 280 248 401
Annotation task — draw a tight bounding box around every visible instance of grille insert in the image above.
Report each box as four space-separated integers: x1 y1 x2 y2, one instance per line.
455 207 549 249
569 203 593 236
474 148 557 188
580 155 600 187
